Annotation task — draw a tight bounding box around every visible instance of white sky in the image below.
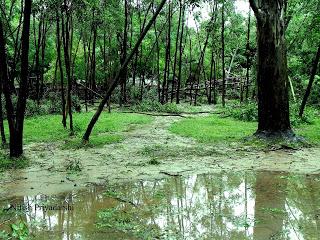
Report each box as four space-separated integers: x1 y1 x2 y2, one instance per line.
187 0 250 29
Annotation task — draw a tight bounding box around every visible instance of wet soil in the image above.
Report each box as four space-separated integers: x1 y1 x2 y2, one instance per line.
0 111 320 200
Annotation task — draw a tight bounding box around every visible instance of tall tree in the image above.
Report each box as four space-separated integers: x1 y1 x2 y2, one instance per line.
120 0 129 105
176 1 185 104
56 11 67 128
61 0 74 134
0 0 32 157
245 5 251 102
249 0 293 138
221 0 226 107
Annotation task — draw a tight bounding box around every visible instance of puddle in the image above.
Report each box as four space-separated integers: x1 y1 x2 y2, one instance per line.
1 171 320 239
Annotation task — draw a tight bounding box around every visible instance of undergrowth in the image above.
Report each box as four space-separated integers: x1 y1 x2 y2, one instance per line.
220 102 319 127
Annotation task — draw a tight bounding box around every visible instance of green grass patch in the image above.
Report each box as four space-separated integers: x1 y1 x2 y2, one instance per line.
170 115 257 143
0 153 29 171
63 134 124 150
295 118 320 143
170 111 320 146
4 112 152 148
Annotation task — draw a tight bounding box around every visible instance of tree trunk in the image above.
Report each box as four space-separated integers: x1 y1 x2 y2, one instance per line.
209 50 215 104
0 18 15 151
245 6 251 101
221 0 226 107
176 2 185 104
250 0 293 138
120 0 129 105
56 13 67 128
171 0 182 102
0 89 6 145
11 0 32 157
299 45 320 117
91 23 97 95
161 2 171 104
61 3 74 135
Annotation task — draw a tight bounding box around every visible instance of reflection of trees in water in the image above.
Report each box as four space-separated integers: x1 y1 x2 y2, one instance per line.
253 172 288 240
3 172 320 239
284 174 320 240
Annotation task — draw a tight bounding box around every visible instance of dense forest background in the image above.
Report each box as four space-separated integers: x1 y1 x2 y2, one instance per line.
0 0 320 157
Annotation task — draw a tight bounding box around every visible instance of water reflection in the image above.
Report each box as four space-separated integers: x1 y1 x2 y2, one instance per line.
1 171 320 239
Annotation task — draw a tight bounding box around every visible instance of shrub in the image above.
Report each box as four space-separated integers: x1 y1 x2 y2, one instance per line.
1 93 82 118
223 102 258 122
222 101 318 127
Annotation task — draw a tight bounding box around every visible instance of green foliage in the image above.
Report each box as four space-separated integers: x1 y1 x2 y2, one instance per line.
222 102 258 122
1 94 81 118
10 220 30 240
290 103 319 126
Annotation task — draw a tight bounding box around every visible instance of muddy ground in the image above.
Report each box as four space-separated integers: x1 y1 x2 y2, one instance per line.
1 112 320 200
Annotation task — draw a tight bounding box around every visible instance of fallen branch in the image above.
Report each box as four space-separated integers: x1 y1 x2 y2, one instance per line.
121 111 188 118
160 171 182 177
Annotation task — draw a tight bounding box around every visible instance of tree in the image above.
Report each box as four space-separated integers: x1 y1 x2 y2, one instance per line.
0 0 32 157
221 0 226 107
249 0 294 138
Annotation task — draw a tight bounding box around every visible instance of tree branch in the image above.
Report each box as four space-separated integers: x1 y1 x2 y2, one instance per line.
249 0 264 24
249 0 259 15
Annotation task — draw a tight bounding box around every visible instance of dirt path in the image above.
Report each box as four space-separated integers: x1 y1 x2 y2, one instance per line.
1 113 320 200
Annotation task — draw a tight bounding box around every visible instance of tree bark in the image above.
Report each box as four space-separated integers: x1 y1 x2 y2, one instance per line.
0 17 15 149
61 2 74 135
120 0 129 105
245 6 251 102
11 0 32 157
176 2 185 104
250 0 293 138
161 1 171 104
221 0 226 107
56 12 67 128
171 0 182 102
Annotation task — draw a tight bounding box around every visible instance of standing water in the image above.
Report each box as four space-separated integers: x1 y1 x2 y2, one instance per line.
1 171 320 239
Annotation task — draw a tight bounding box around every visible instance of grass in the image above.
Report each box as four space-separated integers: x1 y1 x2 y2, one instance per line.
295 118 320 143
170 112 320 146
0 152 29 171
0 112 152 170
3 112 152 148
170 115 257 143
